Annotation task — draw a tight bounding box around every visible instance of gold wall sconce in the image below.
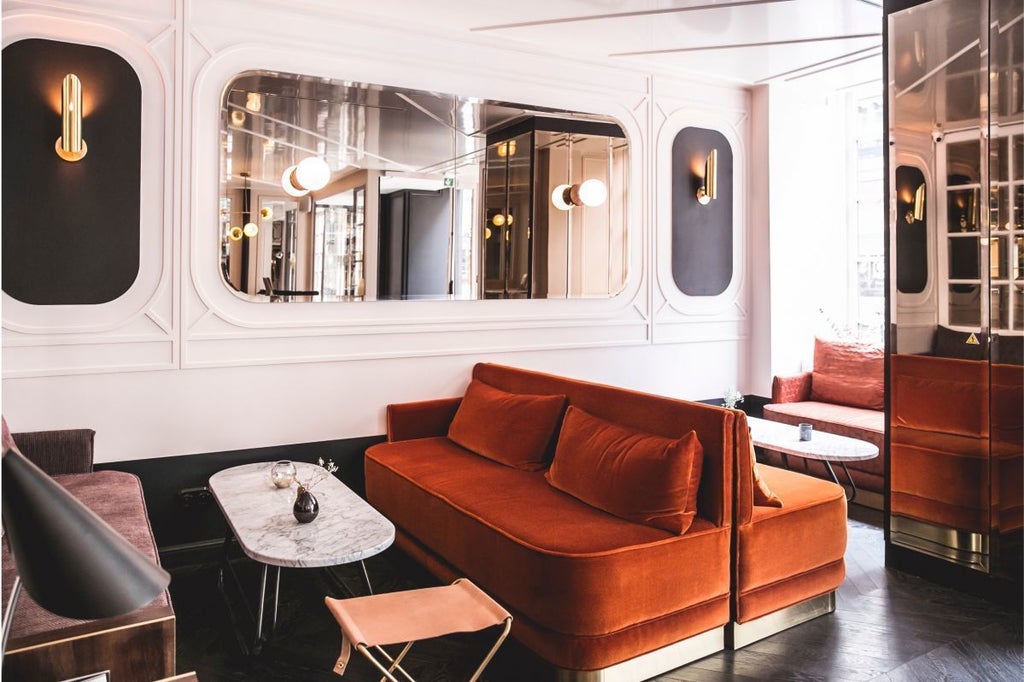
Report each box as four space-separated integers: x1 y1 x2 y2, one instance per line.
491 212 513 227
551 178 607 211
496 140 517 157
696 149 717 205
227 223 259 241
905 183 926 223
281 156 331 197
55 73 87 162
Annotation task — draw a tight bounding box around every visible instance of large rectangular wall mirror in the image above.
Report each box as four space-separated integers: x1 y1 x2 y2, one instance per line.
220 70 630 302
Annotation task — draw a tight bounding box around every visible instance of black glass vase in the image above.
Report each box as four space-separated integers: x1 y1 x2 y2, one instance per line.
293 486 319 523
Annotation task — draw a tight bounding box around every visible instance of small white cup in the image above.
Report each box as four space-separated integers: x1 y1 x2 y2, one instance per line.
798 423 813 441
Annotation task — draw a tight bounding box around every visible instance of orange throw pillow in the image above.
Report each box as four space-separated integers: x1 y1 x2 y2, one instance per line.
545 406 703 534
750 441 783 507
448 379 566 471
810 337 884 410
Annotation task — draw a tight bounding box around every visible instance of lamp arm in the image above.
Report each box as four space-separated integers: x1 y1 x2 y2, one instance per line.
1 575 22 667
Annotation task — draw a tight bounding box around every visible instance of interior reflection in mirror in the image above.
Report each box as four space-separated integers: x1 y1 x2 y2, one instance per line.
887 0 1023 581
219 70 630 302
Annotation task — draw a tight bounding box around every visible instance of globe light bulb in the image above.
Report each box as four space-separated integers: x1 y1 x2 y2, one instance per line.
294 156 331 191
243 222 259 238
281 165 308 197
551 184 573 211
578 178 607 207
228 226 243 241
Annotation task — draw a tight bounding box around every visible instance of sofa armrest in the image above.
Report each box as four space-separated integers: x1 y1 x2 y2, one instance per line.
11 429 95 475
771 372 812 404
386 398 462 442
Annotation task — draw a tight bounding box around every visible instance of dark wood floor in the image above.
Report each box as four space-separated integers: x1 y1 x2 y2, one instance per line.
171 508 1023 681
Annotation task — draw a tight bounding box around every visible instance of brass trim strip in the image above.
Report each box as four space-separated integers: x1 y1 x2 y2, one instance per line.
5 615 175 655
727 592 836 650
890 516 990 573
554 626 725 682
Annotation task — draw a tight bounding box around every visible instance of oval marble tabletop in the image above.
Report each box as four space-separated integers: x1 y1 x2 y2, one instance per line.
209 462 395 569
746 416 879 462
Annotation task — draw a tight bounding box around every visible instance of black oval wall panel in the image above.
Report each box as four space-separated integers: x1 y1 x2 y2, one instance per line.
2 39 142 305
672 127 733 296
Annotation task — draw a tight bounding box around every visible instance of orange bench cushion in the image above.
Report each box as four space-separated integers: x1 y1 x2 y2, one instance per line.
734 465 846 624
546 406 703 534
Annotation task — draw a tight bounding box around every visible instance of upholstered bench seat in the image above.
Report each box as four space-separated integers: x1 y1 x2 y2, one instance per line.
734 465 847 625
365 435 730 671
764 338 885 499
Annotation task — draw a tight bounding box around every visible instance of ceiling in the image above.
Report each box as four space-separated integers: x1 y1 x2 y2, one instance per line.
344 0 884 88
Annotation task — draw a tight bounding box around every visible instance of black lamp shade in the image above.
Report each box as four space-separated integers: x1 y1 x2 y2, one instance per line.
1 447 170 620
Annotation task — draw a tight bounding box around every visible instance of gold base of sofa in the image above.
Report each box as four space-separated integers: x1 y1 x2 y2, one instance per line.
726 592 835 650
555 626 725 682
852 488 884 511
890 515 990 572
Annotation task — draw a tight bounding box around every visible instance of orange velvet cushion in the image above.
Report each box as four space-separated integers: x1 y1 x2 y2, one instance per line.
447 379 566 471
545 406 703 534
750 441 783 507
810 337 884 410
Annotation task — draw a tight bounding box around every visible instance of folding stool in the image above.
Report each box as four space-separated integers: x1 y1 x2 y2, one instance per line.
324 578 512 681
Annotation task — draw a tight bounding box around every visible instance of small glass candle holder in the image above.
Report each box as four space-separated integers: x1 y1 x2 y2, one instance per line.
270 460 297 488
799 423 813 441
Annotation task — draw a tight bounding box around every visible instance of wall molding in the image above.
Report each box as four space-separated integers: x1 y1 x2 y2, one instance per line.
1 11 176 376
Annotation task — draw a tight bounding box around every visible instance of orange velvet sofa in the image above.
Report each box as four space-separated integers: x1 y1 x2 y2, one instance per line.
763 338 884 501
365 363 738 677
364 363 848 676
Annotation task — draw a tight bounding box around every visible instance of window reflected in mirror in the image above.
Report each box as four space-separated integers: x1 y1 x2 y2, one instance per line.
219 70 630 302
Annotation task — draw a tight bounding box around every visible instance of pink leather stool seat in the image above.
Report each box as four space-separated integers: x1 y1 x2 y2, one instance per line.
324 578 512 681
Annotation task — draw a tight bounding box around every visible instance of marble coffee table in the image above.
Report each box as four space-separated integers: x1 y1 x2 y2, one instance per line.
746 416 879 502
209 461 394 654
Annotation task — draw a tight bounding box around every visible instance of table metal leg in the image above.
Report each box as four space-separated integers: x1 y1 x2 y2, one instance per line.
360 560 374 595
216 528 284 657
822 460 859 502
271 565 281 634
324 560 376 598
254 564 268 654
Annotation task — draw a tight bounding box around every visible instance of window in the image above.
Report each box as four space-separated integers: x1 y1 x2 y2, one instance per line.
852 93 884 342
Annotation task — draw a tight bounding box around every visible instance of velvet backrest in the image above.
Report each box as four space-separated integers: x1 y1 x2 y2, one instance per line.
890 354 989 438
471 363 736 528
10 428 95 475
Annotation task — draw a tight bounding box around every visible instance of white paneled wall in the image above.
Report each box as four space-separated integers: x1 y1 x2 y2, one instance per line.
1 0 756 461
